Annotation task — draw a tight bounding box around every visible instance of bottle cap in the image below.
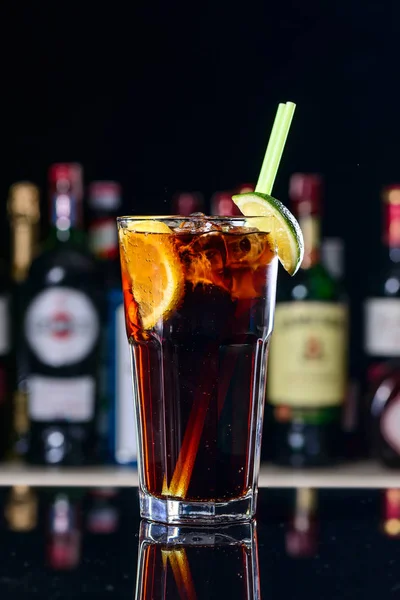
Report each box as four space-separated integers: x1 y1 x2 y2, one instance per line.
382 185 400 246
210 191 241 216
382 185 400 205
289 173 322 215
235 183 255 194
48 163 84 201
8 183 40 222
89 181 122 211
172 192 204 216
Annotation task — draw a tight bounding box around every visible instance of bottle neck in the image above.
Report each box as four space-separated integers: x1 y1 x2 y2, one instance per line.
384 202 400 262
50 190 82 242
11 218 39 283
298 214 320 269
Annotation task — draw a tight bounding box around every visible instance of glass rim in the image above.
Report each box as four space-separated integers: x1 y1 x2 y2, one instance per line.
116 215 274 222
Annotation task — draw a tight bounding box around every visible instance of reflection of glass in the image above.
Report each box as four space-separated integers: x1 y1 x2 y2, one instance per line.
118 215 277 524
135 520 261 599
285 488 318 558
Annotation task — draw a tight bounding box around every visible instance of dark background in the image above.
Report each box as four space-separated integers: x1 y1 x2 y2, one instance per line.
1 0 400 366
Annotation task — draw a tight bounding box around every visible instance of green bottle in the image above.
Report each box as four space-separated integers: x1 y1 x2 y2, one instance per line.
266 173 348 467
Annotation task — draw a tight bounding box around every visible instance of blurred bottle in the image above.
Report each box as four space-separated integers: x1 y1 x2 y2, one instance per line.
364 185 400 394
88 181 121 462
85 487 120 534
88 182 137 466
266 174 348 467
285 488 318 558
24 163 103 466
0 188 15 460
4 485 38 531
382 489 400 537
7 183 41 460
172 191 204 215
210 191 242 216
369 361 400 467
46 490 82 570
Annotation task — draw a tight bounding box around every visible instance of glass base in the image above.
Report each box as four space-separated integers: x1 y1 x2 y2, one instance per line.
139 489 257 525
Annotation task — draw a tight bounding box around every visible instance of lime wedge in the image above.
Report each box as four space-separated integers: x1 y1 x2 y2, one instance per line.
232 192 304 275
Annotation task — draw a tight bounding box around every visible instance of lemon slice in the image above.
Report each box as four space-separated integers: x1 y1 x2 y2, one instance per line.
119 220 184 329
124 219 173 233
232 192 304 275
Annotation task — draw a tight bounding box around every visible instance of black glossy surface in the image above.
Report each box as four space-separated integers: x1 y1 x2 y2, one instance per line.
0 486 398 599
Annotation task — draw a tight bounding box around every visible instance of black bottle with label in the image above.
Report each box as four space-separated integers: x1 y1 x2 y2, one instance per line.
24 164 103 465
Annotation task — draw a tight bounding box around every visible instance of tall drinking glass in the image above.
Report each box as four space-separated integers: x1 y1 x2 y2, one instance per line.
117 215 277 523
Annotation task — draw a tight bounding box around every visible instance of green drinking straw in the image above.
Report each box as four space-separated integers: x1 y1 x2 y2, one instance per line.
255 101 296 195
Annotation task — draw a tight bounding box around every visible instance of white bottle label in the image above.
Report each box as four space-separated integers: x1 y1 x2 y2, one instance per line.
0 296 10 355
28 375 95 421
267 302 348 407
115 303 137 464
364 298 400 356
381 396 400 454
25 287 100 367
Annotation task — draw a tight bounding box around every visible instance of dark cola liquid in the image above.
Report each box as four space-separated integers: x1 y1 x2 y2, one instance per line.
138 543 254 599
121 223 277 502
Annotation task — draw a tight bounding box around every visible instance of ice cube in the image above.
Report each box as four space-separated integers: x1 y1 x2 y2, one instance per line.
189 232 227 270
179 232 231 291
225 232 267 266
175 214 224 234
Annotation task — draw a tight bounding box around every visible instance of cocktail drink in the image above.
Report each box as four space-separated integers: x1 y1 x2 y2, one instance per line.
118 102 303 523
118 216 277 521
135 520 260 600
